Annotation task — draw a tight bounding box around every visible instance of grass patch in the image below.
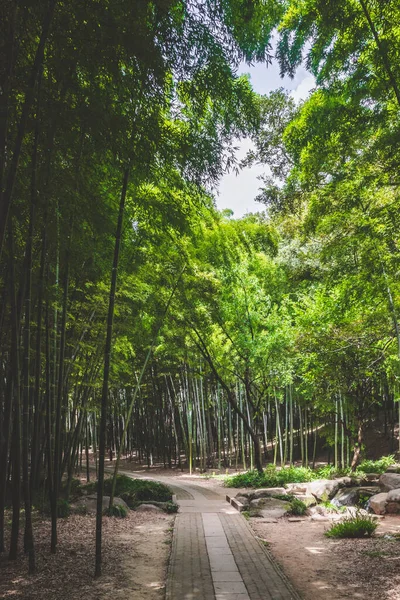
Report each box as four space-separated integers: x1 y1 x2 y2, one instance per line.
325 513 378 539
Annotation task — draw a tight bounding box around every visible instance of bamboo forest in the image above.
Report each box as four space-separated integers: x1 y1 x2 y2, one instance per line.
2 2 400 599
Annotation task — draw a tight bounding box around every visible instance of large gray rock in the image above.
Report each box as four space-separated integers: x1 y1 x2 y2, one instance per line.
386 502 400 515
336 477 353 488
136 503 163 513
385 465 400 473
252 487 286 499
331 487 359 507
387 489 400 502
363 473 380 482
257 498 290 519
385 488 400 514
76 494 128 514
285 483 309 494
308 479 339 501
379 473 400 492
369 492 388 515
332 486 378 508
291 494 317 507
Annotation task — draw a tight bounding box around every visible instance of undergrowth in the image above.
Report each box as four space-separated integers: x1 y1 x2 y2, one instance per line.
325 513 378 538
289 497 307 516
83 474 172 502
224 455 396 489
103 504 128 518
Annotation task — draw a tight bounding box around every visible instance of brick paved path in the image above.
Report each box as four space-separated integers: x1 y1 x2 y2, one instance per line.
163 479 301 600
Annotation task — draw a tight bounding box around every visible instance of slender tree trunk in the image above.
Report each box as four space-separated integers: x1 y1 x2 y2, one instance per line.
95 166 129 577
8 223 21 561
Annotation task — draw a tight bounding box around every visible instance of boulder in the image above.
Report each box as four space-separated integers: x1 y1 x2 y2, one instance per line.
336 477 353 488
332 486 377 508
136 503 163 513
379 473 400 492
331 487 359 507
308 479 340 501
291 494 317 507
363 473 380 482
387 489 400 502
76 494 128 514
386 502 400 515
252 487 286 499
253 498 290 519
385 465 400 473
285 483 309 494
369 492 388 515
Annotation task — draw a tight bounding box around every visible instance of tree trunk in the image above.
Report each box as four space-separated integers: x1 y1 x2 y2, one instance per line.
95 166 130 577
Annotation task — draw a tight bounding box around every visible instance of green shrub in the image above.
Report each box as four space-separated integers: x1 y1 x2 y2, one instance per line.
289 497 307 516
82 475 172 502
315 465 350 479
165 502 179 514
224 456 397 490
225 466 315 488
103 504 128 518
120 491 138 509
356 455 396 474
325 513 378 538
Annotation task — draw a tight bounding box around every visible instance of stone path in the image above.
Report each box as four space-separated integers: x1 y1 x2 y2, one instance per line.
161 477 301 600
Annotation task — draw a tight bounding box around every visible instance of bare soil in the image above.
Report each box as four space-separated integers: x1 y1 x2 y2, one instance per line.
250 515 400 600
0 509 174 600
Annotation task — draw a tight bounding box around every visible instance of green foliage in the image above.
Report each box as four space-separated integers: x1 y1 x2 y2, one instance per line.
357 456 396 475
165 502 179 514
112 475 172 502
325 513 378 539
119 492 138 509
225 465 315 488
103 504 128 518
289 497 307 516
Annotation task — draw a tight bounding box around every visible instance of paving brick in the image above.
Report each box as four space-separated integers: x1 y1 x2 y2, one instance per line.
165 479 301 600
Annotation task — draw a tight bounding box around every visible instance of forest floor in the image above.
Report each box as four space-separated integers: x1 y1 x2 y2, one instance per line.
115 458 400 600
0 503 174 600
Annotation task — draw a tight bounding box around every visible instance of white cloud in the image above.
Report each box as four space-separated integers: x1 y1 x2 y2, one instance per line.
290 74 315 102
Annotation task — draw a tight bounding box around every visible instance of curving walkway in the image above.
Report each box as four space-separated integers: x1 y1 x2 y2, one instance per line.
121 471 301 600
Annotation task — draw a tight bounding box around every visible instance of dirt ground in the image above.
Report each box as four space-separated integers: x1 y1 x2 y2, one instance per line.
3 460 400 600
0 509 174 600
250 516 400 600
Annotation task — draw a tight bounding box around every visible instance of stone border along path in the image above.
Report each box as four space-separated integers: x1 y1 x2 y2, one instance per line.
123 472 301 600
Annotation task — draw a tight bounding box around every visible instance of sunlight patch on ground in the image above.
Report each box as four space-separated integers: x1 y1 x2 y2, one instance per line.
305 546 326 554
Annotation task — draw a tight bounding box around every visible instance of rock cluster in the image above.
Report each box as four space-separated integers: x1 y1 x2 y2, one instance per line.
233 468 400 519
368 473 400 515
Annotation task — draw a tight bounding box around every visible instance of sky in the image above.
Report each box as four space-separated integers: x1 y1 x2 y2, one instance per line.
216 53 315 217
